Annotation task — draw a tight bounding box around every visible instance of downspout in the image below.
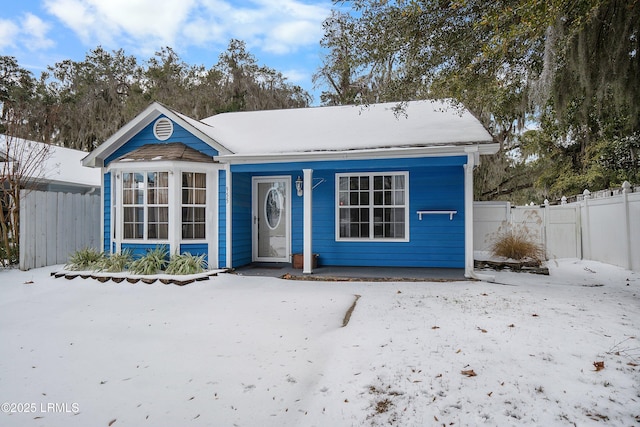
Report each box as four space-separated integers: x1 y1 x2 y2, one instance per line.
464 149 495 282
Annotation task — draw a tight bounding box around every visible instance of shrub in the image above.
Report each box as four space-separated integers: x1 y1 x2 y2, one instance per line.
128 246 169 275
165 253 207 275
98 250 133 272
490 227 545 263
66 247 105 271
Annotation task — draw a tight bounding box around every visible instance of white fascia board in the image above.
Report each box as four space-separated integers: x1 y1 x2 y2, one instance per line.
106 159 224 173
216 142 498 165
82 102 231 168
82 103 165 168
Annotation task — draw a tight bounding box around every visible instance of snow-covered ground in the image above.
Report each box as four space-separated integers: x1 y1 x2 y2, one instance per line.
0 259 638 426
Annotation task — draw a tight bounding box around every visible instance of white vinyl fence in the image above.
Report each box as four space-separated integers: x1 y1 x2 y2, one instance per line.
19 190 100 270
474 182 639 271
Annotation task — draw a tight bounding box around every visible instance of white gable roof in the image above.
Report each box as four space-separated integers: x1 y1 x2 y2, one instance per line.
201 100 495 156
1 135 100 188
81 102 230 168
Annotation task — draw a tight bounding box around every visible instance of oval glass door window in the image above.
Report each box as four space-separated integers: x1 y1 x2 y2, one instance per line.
264 187 283 230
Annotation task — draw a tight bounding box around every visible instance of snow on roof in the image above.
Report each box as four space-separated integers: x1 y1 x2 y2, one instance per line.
1 135 101 188
200 100 494 155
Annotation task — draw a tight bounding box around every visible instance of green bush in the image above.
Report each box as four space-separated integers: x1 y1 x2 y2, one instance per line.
165 253 207 275
66 247 105 271
128 246 169 275
98 250 134 272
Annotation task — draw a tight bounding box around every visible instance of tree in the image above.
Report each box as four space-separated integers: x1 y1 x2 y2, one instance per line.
0 131 52 266
46 47 143 150
213 39 311 113
0 56 38 139
322 0 640 202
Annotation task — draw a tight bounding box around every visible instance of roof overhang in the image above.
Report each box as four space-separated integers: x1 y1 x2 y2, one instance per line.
216 142 499 165
81 102 231 168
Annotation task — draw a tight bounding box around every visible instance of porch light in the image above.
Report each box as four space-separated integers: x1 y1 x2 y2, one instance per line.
295 176 303 197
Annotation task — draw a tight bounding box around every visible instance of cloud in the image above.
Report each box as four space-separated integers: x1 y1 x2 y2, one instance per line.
0 14 54 52
22 13 55 50
0 19 20 50
282 68 309 84
42 0 330 57
264 20 322 54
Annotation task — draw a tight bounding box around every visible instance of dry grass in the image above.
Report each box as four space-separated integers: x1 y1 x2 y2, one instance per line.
490 228 545 263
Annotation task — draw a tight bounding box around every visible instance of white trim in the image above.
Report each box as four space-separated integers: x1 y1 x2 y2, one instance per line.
252 176 291 263
168 170 180 254
107 160 215 173
100 171 105 253
217 143 498 165
302 169 313 274
463 153 495 281
114 170 122 254
335 171 410 242
82 102 231 168
208 170 218 269
109 163 224 261
224 164 232 268
119 171 170 244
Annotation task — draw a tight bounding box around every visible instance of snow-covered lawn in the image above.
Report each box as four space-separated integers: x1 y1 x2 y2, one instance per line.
0 260 638 426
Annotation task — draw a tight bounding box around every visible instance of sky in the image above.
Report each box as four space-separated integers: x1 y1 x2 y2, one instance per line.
0 0 340 104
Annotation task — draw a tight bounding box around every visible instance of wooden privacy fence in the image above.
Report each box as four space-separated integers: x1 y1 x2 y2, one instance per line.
19 190 100 270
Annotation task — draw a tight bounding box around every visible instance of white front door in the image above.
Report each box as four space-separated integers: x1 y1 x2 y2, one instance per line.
252 177 290 262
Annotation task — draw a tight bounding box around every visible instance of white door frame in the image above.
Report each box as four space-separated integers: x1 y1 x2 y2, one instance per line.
252 176 291 262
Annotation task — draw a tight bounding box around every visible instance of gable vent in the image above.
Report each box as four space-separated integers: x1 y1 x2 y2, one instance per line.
153 117 174 141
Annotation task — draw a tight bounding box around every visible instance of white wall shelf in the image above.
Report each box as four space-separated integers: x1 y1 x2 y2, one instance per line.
416 210 457 221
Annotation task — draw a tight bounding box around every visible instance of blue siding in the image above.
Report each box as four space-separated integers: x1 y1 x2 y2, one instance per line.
231 173 252 267
230 156 467 268
180 243 209 266
104 115 219 166
103 172 111 253
218 169 227 267
310 166 465 268
121 243 167 259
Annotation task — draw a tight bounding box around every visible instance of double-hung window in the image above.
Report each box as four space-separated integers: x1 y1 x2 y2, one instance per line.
182 172 206 239
337 172 409 241
122 171 168 240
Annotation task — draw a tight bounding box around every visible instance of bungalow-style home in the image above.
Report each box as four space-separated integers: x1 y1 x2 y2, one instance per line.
82 100 498 277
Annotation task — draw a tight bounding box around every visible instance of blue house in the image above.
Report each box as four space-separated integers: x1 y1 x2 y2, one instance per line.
82 100 498 277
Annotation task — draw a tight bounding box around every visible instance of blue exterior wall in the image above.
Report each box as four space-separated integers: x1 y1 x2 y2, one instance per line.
103 115 220 262
121 243 165 258
104 115 219 166
180 243 209 266
229 156 467 268
231 173 252 267
218 169 227 267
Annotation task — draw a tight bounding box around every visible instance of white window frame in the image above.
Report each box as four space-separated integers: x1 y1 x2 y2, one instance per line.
121 171 170 242
181 171 207 240
335 171 410 242
106 160 220 267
